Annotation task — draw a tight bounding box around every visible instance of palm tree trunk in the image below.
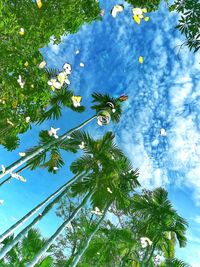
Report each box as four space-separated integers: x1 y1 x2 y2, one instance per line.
0 173 83 243
0 115 96 179
26 191 92 267
141 246 150 267
146 241 157 265
70 205 109 267
0 164 28 188
0 182 72 259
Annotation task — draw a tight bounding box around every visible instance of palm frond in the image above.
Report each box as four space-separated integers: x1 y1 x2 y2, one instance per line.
91 92 123 123
41 148 64 173
70 155 93 174
164 258 190 267
44 67 59 78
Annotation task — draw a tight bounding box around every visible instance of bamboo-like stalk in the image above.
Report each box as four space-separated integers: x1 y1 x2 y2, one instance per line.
0 181 75 259
26 191 92 267
70 205 109 267
0 173 83 243
0 115 96 179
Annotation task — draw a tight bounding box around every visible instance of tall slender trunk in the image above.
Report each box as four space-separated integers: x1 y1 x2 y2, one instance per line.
146 241 157 265
0 173 83 243
0 164 28 188
26 190 92 267
0 115 96 179
0 182 73 259
141 246 150 267
70 205 109 267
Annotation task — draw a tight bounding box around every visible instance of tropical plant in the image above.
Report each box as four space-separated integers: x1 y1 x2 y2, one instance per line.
170 0 200 52
125 0 162 12
0 93 127 181
129 188 188 265
0 228 53 267
25 130 139 266
0 0 101 149
0 129 127 257
53 201 189 267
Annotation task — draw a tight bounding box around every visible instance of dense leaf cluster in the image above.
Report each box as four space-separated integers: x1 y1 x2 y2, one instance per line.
125 0 162 11
0 0 100 150
170 0 200 52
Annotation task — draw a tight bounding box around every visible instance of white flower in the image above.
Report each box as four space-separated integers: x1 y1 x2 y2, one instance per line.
91 207 103 216
63 63 72 75
107 187 113 194
48 127 60 139
47 79 62 91
140 237 152 248
160 128 167 136
79 62 85 68
19 152 26 157
58 71 70 86
53 167 58 171
75 50 80 55
111 4 124 18
0 200 4 205
132 8 148 24
1 165 6 174
79 141 85 149
19 28 25 35
38 61 46 69
132 7 143 15
71 96 82 107
100 9 105 16
17 75 25 88
10 172 26 182
25 116 31 123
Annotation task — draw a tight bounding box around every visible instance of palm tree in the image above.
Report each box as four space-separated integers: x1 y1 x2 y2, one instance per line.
0 93 127 180
130 188 188 265
0 228 53 267
65 155 139 266
25 130 139 266
0 130 127 258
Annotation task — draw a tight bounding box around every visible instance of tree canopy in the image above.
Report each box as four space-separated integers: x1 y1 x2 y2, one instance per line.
0 0 101 150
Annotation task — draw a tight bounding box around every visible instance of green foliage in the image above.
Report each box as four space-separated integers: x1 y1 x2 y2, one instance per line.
0 229 52 267
91 93 123 123
125 0 162 12
26 130 79 173
164 257 190 267
69 130 140 210
129 187 188 265
170 0 200 52
54 200 189 266
0 0 100 150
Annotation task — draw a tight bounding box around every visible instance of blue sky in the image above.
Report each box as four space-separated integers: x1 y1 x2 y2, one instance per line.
0 0 200 265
